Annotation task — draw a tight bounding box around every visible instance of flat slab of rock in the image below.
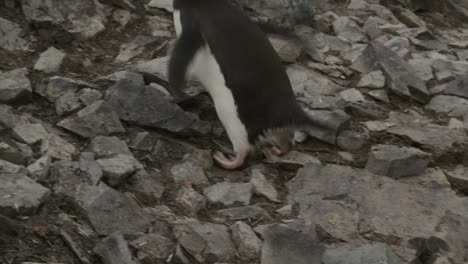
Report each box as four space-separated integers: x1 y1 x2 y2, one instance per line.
357 70 385 88
0 159 26 174
33 47 66 73
322 242 404 264
0 68 32 103
94 231 138 264
89 136 132 158
386 123 468 156
425 95 468 117
148 0 173 11
97 154 142 187
174 219 237 262
215 205 272 222
261 224 324 264
231 221 262 260
170 161 208 186
366 144 431 179
287 164 468 252
130 233 175 263
105 80 194 132
0 18 30 51
287 64 344 96
333 16 367 43
175 186 206 215
250 169 279 202
204 182 253 206
115 35 158 63
445 166 468 193
57 100 125 138
303 109 350 144
0 173 50 217
351 41 431 104
268 35 301 63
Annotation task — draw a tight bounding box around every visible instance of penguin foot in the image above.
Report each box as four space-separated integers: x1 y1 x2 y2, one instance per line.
263 147 282 162
213 151 247 170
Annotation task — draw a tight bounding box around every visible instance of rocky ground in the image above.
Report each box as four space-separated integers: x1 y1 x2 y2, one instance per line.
1 0 468 263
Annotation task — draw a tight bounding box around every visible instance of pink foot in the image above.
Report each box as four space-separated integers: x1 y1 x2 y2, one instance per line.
213 151 248 170
263 145 290 162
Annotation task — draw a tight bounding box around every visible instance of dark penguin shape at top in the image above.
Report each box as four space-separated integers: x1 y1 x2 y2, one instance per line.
168 0 330 169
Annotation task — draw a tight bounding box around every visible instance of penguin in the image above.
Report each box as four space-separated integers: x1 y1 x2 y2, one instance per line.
168 0 330 169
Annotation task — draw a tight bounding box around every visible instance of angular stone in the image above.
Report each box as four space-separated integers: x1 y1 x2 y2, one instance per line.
448 118 465 129
287 64 344 96
57 100 125 138
94 231 138 264
182 148 213 170
425 95 468 117
0 173 50 217
250 169 279 202
55 92 81 116
445 166 468 193
132 56 169 82
174 219 236 263
400 168 451 190
287 164 467 247
34 47 66 73
337 130 366 151
170 161 208 186
130 233 175 263
105 80 194 132
78 88 102 106
115 35 158 62
97 154 142 187
40 134 76 160
363 16 385 40
148 0 173 11
368 89 390 103
339 88 365 103
303 109 350 145
22 0 106 40
268 35 301 63
0 140 31 165
322 242 404 264
387 123 468 156
366 144 431 179
357 70 385 88
444 73 468 99
204 182 253 206
333 17 367 43
215 205 272 222
100 71 145 86
384 37 410 58
408 58 434 82
0 68 32 103
89 136 132 158
0 18 30 51
0 159 26 174
127 169 165 202
231 221 262 260
351 41 430 104
12 121 48 144
175 186 206 215
261 224 324 264
393 6 426 28
42 76 83 102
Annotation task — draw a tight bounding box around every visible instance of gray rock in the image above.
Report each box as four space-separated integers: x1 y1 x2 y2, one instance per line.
204 182 253 206
40 134 76 160
287 64 344 96
53 161 151 235
22 0 106 41
322 242 404 264
115 35 158 62
105 80 194 132
183 148 214 170
445 166 468 193
444 73 468 99
57 100 125 138
287 164 468 248
357 70 385 88
340 43 367 64
147 0 173 11
0 173 50 217
94 231 138 264
174 219 236 262
337 130 366 151
127 169 165 201
55 92 81 116
261 224 324 264
0 17 30 51
89 136 132 158
101 71 145 86
0 140 31 165
0 68 32 103
12 121 49 145
368 89 390 103
170 161 208 186
365 144 431 179
448 118 465 129
42 76 85 102
351 41 431 104
215 205 272 222
339 88 366 103
268 35 301 63
33 47 66 73
0 159 26 174
387 123 468 156
101 0 137 11
425 95 468 117
408 58 434 82
78 88 102 106
432 59 456 82
303 109 350 145
79 153 103 185
384 37 410 58
250 169 279 202
132 56 169 82
129 132 154 151
333 17 367 43
175 186 206 215
97 154 142 187
393 6 426 28
400 168 451 190
130 233 175 263
363 16 385 40
230 221 262 260
27 155 50 180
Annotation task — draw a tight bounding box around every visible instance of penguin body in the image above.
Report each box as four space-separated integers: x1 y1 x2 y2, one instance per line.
169 0 327 169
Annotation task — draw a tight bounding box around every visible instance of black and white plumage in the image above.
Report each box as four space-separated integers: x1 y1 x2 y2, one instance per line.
168 0 328 169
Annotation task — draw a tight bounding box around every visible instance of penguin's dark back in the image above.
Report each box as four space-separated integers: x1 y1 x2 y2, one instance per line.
175 0 306 142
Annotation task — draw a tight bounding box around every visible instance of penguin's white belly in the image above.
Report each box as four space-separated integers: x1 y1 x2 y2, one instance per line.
190 46 251 153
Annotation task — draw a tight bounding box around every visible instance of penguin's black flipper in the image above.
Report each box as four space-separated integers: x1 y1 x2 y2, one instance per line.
167 19 204 103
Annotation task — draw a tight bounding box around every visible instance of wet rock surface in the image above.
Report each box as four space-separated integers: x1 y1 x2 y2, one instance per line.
1 0 468 263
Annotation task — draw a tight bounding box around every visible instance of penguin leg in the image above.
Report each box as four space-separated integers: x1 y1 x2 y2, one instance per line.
213 151 248 169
